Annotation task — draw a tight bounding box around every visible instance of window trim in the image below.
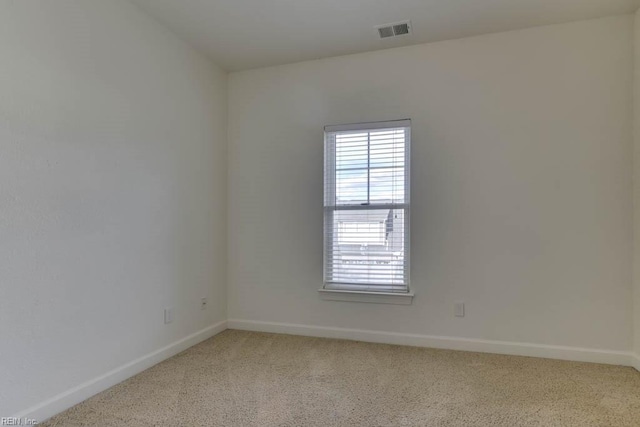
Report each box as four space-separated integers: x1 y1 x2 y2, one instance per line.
322 119 411 299
318 288 414 305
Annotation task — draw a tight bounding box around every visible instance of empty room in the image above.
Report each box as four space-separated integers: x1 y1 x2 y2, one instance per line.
2 0 640 425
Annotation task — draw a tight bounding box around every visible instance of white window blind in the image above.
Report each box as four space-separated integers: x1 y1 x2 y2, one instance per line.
323 119 410 293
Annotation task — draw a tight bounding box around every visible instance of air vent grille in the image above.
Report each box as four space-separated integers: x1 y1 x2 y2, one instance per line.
378 26 394 39
376 21 411 39
393 23 410 36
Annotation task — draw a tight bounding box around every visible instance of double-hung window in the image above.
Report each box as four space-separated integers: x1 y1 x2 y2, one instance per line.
323 119 410 295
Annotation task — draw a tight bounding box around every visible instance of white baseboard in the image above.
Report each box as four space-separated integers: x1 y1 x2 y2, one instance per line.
13 320 228 423
632 354 640 372
227 319 633 367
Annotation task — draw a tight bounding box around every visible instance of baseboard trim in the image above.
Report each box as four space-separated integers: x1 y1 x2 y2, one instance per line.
228 319 633 367
632 354 640 372
13 320 228 423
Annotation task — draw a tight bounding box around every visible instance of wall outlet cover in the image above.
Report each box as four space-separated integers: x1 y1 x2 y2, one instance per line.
164 308 174 324
454 302 465 317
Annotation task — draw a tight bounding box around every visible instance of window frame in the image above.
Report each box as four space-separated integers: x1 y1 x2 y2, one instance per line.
322 119 411 299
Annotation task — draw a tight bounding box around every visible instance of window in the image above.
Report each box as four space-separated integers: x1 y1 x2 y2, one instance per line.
323 119 410 294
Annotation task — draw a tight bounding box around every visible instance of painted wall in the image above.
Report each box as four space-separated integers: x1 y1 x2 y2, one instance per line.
228 16 634 352
634 9 640 363
0 0 227 417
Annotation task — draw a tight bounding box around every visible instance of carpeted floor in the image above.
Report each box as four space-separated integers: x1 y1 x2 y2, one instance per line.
43 330 640 426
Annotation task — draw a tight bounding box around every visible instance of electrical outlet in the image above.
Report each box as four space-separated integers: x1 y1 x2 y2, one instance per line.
201 298 207 310
164 308 173 324
454 302 465 317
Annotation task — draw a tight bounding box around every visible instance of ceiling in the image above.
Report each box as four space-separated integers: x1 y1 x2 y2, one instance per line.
130 0 640 71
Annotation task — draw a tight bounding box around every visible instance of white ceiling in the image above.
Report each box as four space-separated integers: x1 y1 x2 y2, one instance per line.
131 0 640 71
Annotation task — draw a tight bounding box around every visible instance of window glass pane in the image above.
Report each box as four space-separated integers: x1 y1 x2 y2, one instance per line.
335 169 368 205
327 209 406 285
369 167 405 204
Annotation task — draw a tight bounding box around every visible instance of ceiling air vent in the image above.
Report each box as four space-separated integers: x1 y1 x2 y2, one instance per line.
376 21 411 39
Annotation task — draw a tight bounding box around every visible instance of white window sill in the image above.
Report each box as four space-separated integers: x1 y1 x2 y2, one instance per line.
318 288 414 305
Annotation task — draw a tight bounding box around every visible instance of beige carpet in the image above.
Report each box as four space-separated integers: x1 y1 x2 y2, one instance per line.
43 330 640 426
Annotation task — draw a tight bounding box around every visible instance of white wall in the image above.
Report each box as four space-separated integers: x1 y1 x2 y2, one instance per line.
634 9 640 365
0 0 227 417
228 16 634 353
